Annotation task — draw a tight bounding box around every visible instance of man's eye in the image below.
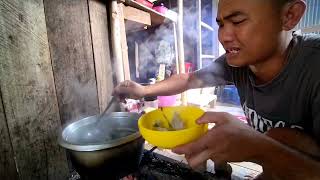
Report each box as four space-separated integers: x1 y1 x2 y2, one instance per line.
232 19 246 25
217 22 224 27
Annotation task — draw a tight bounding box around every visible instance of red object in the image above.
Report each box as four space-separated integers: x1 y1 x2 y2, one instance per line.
185 62 193 73
152 3 168 14
135 0 154 8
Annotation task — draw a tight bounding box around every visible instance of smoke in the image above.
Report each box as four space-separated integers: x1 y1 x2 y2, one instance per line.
59 76 99 124
126 22 176 82
125 3 218 82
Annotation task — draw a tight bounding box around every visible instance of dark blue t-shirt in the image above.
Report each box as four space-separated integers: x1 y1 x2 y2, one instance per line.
195 34 320 142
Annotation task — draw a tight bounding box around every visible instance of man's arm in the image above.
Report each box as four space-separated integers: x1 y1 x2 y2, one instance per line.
256 130 320 180
143 73 192 97
172 112 320 180
259 83 320 179
144 55 233 97
113 55 232 100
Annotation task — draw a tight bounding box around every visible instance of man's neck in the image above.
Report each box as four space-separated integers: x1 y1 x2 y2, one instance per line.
249 33 293 85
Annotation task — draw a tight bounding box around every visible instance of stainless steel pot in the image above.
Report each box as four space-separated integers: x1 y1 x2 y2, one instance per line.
58 112 145 179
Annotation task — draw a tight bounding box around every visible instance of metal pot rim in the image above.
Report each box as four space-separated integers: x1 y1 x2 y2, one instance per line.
58 132 141 151
57 112 142 152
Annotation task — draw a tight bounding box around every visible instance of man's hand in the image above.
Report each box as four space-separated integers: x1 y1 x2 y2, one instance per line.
172 112 320 179
172 112 265 168
112 80 146 101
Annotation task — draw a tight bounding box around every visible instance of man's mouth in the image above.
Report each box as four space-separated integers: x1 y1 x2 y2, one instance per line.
226 48 240 54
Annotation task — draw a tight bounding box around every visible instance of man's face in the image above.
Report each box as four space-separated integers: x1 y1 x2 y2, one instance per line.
217 0 284 67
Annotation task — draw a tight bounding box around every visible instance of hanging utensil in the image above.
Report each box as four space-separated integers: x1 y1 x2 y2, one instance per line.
160 107 174 130
95 96 117 125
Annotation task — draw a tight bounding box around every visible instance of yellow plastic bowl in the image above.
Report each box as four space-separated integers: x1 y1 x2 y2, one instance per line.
138 106 208 149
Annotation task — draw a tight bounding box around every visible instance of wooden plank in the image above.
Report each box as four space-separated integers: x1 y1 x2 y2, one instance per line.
177 0 187 105
88 0 115 112
124 5 151 26
44 0 100 122
173 22 179 74
124 0 176 23
0 0 69 179
111 1 125 83
201 21 214 31
0 88 18 180
197 0 203 69
135 41 140 79
119 3 131 80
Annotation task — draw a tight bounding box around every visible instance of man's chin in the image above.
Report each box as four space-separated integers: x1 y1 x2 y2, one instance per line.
226 58 248 67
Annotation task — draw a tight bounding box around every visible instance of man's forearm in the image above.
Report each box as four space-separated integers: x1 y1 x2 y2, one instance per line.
256 135 320 179
144 73 204 97
143 73 190 97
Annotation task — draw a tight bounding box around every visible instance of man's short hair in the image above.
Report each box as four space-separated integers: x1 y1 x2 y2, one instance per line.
276 0 295 6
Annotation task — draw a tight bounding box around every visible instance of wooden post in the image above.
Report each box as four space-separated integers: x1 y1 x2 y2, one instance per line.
118 3 131 80
0 88 18 180
0 0 69 179
173 23 180 74
88 0 115 112
111 1 125 83
177 0 187 105
197 0 203 69
135 41 140 79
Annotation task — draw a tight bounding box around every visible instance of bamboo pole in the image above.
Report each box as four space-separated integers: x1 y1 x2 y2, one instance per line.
173 22 179 74
197 0 202 69
135 41 139 79
110 1 125 83
177 0 187 105
118 3 131 80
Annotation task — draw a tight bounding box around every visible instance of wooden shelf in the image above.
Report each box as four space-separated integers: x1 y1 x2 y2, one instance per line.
123 5 151 33
125 0 177 25
124 5 151 25
201 21 214 31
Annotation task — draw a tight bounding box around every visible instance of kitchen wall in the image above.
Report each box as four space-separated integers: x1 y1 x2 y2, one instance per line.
0 0 114 179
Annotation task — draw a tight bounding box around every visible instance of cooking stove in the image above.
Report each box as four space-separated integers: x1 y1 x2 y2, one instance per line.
68 150 231 180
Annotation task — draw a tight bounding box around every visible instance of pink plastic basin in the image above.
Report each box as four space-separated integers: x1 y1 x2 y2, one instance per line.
158 95 177 107
135 0 154 9
152 5 168 14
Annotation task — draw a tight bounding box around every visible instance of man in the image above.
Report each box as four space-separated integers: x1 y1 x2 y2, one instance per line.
113 0 320 179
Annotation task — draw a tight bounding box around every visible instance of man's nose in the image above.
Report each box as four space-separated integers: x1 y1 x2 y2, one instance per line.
218 27 235 44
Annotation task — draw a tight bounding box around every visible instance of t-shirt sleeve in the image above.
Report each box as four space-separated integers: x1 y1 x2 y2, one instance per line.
193 55 234 87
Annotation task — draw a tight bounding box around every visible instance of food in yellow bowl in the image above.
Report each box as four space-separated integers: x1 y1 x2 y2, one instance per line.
152 111 185 131
138 106 208 149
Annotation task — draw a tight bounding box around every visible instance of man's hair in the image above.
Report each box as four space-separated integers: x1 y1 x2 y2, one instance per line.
276 0 295 6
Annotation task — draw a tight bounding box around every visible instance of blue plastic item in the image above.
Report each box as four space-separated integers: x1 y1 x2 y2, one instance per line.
219 86 241 106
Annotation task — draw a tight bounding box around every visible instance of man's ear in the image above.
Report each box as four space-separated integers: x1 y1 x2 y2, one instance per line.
281 0 306 31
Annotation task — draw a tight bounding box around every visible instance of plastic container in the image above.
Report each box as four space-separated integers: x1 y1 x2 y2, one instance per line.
138 106 208 149
219 85 241 105
144 96 158 109
185 62 193 73
135 0 154 9
158 95 177 107
152 3 168 14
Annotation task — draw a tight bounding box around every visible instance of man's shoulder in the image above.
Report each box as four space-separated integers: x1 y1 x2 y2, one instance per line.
298 34 320 49
294 34 320 65
293 34 320 80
